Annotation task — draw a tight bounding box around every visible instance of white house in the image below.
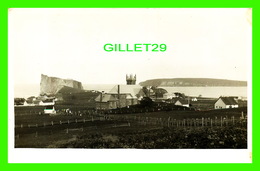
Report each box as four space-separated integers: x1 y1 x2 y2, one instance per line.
214 97 239 109
44 105 56 115
191 97 198 101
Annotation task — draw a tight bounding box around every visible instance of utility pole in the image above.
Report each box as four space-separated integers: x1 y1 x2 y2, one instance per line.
100 91 103 110
118 85 121 108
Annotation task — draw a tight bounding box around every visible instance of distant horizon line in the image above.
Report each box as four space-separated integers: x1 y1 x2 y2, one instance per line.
14 77 248 85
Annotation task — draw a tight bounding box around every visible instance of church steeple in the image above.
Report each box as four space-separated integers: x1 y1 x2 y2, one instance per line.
126 74 136 85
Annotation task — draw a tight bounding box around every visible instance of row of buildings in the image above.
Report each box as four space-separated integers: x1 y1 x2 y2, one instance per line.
94 75 246 110
14 96 55 106
15 74 247 112
94 84 246 110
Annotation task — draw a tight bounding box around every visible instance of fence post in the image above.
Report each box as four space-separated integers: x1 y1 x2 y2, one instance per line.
226 116 228 126
35 131 38 138
221 116 223 127
60 120 62 125
51 121 54 126
21 124 23 128
232 116 235 125
202 117 204 127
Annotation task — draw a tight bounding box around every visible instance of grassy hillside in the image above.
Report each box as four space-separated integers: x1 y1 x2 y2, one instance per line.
139 78 247 87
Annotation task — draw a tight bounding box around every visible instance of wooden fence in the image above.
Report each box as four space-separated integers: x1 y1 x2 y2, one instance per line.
108 114 247 127
15 113 247 129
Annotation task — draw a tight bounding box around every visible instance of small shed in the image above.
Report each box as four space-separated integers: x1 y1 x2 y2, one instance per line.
174 99 190 107
44 105 56 115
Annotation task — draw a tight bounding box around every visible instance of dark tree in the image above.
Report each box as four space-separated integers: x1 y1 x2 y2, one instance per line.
14 98 25 105
142 86 149 97
140 97 154 107
174 92 185 98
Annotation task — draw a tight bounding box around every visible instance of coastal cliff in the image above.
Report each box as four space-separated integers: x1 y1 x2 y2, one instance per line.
40 74 83 95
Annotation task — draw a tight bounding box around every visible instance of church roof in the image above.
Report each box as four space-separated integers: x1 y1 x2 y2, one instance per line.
95 94 118 102
109 85 144 98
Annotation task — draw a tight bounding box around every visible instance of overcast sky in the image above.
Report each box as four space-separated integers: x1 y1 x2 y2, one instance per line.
9 8 251 85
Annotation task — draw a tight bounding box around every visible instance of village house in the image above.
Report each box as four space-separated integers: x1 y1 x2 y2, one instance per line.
174 99 190 107
191 97 198 101
95 93 138 110
214 96 239 109
95 93 118 110
23 100 34 106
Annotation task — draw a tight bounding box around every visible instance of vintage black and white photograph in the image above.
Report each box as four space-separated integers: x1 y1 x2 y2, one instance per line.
9 8 251 162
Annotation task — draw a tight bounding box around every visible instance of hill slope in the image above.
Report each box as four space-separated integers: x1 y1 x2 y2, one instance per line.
139 78 247 87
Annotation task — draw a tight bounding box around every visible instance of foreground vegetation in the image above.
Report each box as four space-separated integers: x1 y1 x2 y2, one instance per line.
63 126 247 149
14 106 248 149
15 123 247 149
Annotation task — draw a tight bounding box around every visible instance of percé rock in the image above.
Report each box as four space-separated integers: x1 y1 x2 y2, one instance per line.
40 74 83 95
139 78 247 87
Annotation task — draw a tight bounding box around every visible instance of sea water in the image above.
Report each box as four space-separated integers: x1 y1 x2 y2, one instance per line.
14 84 247 99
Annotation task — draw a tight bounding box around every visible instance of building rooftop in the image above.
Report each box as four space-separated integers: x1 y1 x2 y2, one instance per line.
219 97 238 105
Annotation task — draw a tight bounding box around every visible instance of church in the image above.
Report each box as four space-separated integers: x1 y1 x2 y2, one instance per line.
95 74 145 110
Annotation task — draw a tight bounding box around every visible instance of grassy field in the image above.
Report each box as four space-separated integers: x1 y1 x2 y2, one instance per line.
15 120 130 148
114 107 247 119
14 106 248 148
